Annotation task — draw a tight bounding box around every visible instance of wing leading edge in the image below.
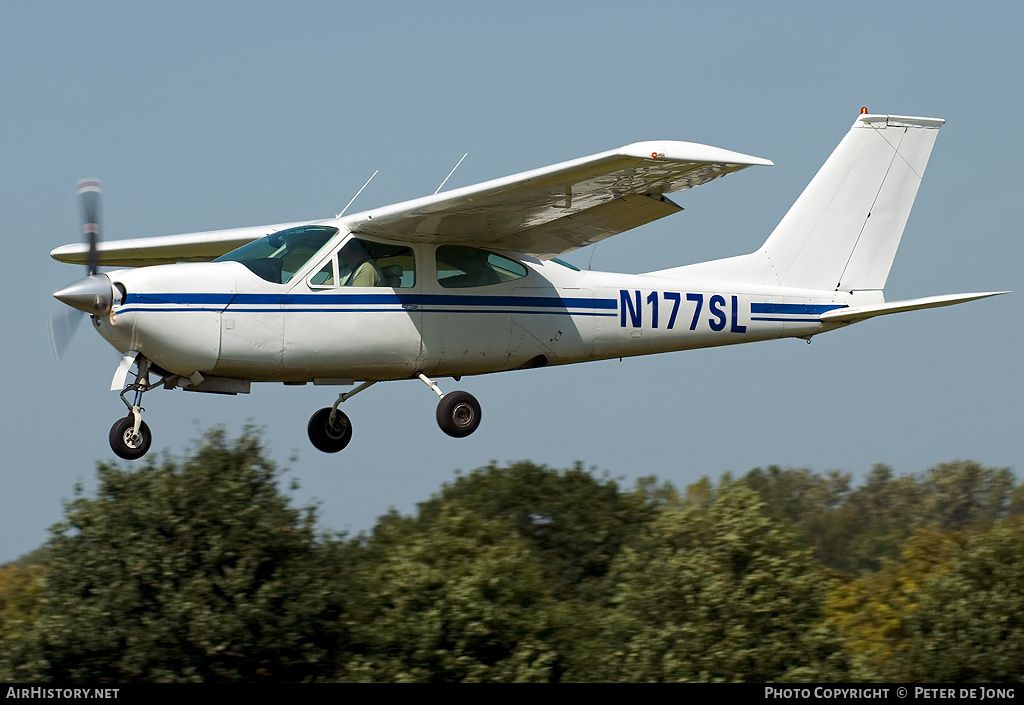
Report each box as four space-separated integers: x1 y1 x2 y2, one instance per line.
50 221 313 268
51 140 771 267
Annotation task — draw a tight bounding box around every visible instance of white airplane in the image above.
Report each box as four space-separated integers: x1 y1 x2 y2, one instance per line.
51 111 1008 460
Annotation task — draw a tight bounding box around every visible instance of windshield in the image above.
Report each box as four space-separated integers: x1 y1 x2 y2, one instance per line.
215 225 339 284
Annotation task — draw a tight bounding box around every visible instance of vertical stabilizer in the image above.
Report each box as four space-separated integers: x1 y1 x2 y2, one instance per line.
651 113 945 292
763 113 943 291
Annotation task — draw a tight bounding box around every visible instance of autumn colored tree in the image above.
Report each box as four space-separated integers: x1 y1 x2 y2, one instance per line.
824 526 964 681
899 517 1024 682
0 564 46 650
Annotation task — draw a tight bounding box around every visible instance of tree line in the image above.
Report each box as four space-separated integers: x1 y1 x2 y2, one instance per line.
1 428 1021 682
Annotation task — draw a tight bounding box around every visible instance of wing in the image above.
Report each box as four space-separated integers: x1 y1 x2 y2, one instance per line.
343 141 772 259
51 140 771 267
50 221 311 268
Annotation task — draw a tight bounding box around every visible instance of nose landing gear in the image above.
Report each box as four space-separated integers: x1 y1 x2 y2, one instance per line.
110 354 155 460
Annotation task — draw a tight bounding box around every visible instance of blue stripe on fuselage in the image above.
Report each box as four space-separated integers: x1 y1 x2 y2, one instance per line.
750 303 846 315
749 302 846 322
120 292 618 312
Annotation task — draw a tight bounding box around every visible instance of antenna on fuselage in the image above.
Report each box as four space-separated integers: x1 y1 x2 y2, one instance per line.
336 170 379 219
434 153 468 195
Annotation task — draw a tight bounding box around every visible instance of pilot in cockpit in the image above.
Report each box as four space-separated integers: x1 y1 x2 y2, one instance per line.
338 239 384 287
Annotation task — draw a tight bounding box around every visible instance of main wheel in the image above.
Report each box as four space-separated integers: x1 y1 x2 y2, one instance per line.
436 391 481 438
308 407 353 453
109 415 152 460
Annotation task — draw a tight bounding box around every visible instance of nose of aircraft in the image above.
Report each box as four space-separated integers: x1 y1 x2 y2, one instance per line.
53 273 113 314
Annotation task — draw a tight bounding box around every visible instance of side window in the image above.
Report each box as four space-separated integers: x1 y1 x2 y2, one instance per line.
311 237 416 288
374 246 416 288
309 256 337 288
436 246 528 288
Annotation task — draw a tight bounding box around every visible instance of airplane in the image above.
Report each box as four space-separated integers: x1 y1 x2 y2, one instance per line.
50 110 1008 460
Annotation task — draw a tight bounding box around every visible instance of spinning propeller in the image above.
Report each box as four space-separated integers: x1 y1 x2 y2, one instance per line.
49 179 115 362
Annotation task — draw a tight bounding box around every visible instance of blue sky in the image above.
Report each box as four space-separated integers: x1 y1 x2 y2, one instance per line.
2 1 1020 561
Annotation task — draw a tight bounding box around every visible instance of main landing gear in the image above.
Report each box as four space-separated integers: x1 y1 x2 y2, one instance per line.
306 373 482 453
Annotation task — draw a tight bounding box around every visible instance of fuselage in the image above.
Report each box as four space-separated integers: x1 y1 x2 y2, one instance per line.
92 227 853 385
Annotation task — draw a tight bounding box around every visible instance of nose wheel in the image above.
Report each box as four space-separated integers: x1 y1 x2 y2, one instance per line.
109 414 152 460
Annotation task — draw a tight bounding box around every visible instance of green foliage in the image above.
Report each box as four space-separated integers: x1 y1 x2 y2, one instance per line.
341 461 671 681
741 465 853 564
588 482 845 682
919 461 1015 531
6 427 347 682
344 501 558 682
900 518 1024 682
3 431 1019 683
742 461 1015 574
411 461 664 599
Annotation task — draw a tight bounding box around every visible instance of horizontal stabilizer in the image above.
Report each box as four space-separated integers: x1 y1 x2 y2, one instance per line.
819 291 1010 324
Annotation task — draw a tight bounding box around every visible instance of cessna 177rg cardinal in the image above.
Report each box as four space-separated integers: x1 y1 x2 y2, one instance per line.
50 111 1008 459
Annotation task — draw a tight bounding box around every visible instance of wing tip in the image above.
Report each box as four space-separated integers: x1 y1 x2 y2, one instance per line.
619 140 772 167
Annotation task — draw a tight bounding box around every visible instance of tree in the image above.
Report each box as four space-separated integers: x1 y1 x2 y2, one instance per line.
900 517 1024 682
0 565 46 641
412 461 663 599
344 501 558 682
342 461 669 681
588 482 845 682
918 461 1015 531
740 465 854 568
824 525 964 681
742 462 1016 574
6 427 348 682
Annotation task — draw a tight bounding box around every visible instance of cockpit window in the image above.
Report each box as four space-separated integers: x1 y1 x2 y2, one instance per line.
436 246 528 288
215 225 339 284
307 237 417 289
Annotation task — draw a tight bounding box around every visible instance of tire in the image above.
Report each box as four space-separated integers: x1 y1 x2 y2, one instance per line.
109 415 152 460
307 407 353 453
436 391 481 438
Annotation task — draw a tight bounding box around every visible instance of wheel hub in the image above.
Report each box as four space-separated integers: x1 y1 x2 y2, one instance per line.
452 403 474 427
327 418 349 438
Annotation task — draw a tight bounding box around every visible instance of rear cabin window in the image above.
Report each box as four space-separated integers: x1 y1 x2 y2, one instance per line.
435 246 528 288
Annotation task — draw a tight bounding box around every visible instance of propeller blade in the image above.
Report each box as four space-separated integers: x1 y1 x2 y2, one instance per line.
48 308 84 363
51 179 104 363
76 178 102 276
